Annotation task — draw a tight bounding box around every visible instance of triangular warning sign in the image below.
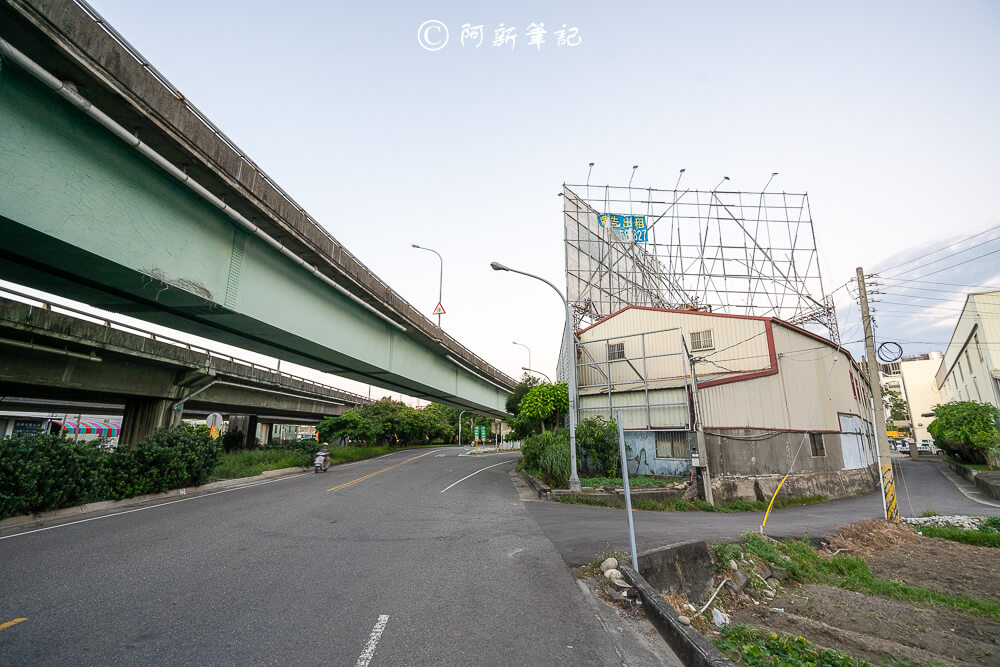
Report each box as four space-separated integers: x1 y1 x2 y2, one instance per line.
432 302 446 315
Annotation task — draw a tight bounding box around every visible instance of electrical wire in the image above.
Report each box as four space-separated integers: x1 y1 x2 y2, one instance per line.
880 248 1000 283
879 224 1000 278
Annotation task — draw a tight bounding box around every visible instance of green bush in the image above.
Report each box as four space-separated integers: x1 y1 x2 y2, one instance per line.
0 425 220 519
980 516 1000 534
0 433 107 518
575 417 621 476
540 437 572 488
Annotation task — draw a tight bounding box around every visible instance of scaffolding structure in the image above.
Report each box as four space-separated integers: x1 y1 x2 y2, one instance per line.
563 182 838 342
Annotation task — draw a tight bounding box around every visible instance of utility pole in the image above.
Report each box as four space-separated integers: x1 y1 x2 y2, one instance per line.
687 353 714 505
857 267 898 522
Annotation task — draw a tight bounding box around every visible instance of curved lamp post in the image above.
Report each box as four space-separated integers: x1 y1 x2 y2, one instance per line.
522 367 551 382
513 341 531 373
491 261 580 491
412 244 444 328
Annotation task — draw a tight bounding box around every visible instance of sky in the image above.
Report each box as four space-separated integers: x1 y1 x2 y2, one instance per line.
8 0 1000 403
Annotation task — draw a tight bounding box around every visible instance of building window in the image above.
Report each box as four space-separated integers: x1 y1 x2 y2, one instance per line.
689 329 714 352
810 433 826 457
608 342 625 361
976 334 984 362
655 431 689 458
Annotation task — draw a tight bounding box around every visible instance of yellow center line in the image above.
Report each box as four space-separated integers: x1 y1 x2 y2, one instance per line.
0 618 26 630
326 450 439 493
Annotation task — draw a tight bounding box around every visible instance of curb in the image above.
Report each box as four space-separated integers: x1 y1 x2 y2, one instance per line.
0 466 309 531
620 563 735 667
519 471 551 499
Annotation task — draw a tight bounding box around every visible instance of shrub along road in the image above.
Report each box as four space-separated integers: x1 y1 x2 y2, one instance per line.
0 449 674 666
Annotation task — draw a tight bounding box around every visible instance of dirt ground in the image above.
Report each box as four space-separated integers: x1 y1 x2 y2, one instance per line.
866 537 1000 603
692 521 1000 666
733 584 1000 666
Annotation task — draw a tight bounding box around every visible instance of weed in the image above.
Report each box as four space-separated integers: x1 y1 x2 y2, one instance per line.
572 548 628 579
919 509 941 517
980 516 1000 534
715 624 866 666
579 475 681 488
711 541 742 569
918 525 1000 548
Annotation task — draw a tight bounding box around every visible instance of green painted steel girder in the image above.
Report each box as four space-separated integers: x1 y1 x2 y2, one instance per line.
0 61 508 416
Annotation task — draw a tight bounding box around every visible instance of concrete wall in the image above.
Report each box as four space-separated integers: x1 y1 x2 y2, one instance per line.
622 430 692 478
711 465 878 502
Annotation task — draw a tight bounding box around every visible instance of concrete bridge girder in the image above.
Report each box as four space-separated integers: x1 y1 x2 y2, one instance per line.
0 55 510 417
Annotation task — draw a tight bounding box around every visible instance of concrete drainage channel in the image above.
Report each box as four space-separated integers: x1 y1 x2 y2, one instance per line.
618 542 735 667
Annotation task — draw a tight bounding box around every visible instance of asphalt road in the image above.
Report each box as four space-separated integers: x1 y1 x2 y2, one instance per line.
0 449 675 666
530 456 1000 567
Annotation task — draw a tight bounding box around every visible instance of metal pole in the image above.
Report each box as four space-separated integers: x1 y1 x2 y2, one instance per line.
491 262 581 491
857 267 897 521
513 341 531 372
458 409 467 446
617 410 639 571
412 244 444 328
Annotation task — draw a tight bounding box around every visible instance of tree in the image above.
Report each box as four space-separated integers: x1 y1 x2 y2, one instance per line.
317 410 379 446
518 382 569 434
927 401 1000 469
506 373 540 415
884 393 909 421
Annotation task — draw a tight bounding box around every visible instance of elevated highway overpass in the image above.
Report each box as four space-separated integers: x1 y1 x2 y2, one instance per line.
0 290 371 444
0 0 514 418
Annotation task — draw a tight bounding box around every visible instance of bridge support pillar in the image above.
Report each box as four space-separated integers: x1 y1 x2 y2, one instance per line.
120 397 173 448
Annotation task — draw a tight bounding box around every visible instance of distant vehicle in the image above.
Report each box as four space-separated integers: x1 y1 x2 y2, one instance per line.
898 444 910 455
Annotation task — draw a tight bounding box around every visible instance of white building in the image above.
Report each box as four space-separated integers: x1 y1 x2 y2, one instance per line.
575 306 880 501
935 291 1000 408
899 353 943 443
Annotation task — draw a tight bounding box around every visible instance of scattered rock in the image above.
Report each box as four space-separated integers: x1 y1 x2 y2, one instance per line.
612 578 632 589
711 608 731 627
600 557 619 573
610 589 627 602
603 568 623 580
780 555 791 562
902 515 983 530
770 565 788 582
766 577 780 589
683 603 697 613
738 593 752 604
769 607 785 613
728 559 739 571
678 615 691 626
726 571 749 593
763 589 776 599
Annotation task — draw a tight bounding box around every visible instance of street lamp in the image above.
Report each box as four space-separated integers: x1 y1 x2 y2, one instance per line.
512 341 531 373
522 367 551 382
412 244 443 328
458 409 467 445
491 261 581 491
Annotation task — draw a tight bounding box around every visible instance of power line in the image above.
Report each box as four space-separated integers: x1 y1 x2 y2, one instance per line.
875 276 1000 290
880 224 1000 278
879 247 1000 283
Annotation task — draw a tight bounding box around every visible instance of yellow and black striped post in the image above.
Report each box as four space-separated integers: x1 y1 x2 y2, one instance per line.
881 464 899 522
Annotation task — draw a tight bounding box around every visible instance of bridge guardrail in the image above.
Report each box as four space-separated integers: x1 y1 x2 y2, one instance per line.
0 286 370 405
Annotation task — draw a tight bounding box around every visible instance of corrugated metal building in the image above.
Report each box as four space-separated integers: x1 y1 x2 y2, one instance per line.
935 290 1000 409
576 306 880 501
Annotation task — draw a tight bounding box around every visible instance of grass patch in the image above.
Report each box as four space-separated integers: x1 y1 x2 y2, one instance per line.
715 624 867 666
946 457 992 471
556 493 828 514
919 509 941 517
212 446 393 479
918 525 1000 548
556 495 622 508
771 535 1000 621
212 449 309 479
579 475 681 488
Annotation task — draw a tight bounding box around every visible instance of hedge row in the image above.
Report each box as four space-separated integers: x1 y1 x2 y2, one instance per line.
0 425 220 520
